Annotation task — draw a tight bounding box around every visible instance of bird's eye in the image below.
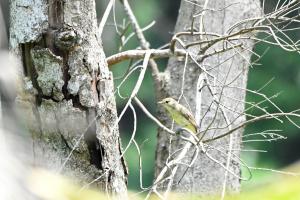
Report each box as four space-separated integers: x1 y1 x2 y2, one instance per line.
165 100 169 103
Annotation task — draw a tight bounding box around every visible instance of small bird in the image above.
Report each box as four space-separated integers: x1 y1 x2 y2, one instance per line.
158 97 198 135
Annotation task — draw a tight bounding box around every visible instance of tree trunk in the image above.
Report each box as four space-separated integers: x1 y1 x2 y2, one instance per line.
155 0 261 195
9 0 127 195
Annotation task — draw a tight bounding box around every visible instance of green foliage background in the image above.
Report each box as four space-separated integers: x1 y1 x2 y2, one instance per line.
100 0 300 191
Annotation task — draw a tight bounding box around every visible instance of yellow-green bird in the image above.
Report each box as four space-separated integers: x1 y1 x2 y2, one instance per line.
158 97 199 135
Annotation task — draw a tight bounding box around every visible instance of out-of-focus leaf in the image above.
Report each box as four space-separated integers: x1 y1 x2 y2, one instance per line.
28 169 107 200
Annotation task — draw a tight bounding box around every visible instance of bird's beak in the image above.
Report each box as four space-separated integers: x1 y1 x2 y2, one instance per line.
158 100 163 104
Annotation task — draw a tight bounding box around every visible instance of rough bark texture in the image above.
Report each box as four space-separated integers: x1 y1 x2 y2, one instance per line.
9 0 127 195
155 0 261 195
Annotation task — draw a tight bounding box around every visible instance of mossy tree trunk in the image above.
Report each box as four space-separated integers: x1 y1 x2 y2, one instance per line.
9 0 127 195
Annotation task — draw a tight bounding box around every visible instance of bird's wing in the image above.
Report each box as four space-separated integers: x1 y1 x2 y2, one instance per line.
178 104 198 131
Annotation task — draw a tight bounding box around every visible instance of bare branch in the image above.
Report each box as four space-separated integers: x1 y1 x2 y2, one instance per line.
203 112 300 143
107 49 186 66
134 97 175 136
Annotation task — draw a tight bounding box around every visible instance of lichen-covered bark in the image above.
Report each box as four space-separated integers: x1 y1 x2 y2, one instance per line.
10 0 127 195
155 0 261 195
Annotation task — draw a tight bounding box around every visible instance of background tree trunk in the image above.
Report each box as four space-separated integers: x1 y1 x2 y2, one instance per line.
155 0 261 195
9 0 127 194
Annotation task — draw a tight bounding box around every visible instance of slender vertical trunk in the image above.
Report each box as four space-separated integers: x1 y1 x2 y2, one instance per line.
9 0 127 195
155 0 261 195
